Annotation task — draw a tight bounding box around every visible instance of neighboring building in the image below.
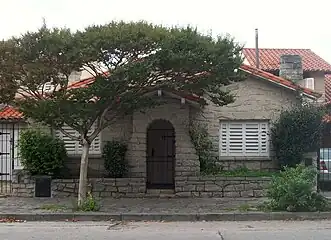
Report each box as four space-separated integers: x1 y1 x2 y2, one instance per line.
0 60 320 195
243 48 331 102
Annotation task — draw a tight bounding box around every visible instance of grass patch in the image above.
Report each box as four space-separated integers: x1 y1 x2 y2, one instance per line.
39 204 69 212
210 167 279 177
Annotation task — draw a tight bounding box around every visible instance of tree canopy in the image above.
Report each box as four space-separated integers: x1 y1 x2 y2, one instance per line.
0 21 244 203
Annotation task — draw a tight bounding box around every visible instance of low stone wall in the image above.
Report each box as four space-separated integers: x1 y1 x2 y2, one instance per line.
52 178 146 198
175 176 271 198
12 170 271 198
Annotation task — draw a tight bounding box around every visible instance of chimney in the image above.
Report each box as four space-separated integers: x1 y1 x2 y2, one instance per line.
255 28 259 68
279 54 303 83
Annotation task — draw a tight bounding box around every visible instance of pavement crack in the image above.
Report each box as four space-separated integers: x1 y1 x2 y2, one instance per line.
217 230 225 240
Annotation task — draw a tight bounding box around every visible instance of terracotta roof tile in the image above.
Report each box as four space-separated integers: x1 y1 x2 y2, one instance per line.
325 74 331 102
243 48 331 73
0 106 23 120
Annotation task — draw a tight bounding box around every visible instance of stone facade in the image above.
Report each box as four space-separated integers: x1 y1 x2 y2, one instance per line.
175 176 270 198
11 170 270 198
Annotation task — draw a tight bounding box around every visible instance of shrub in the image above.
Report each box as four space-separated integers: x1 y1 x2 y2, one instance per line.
103 140 128 178
270 104 325 168
189 121 220 174
265 164 328 212
19 129 67 177
77 192 100 212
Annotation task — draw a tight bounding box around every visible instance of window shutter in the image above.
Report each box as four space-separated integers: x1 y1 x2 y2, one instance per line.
228 123 244 156
55 124 101 155
244 122 260 155
220 121 269 157
38 82 54 92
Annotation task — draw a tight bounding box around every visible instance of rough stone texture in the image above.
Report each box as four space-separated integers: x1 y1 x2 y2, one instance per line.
175 176 270 198
12 170 270 198
191 75 301 170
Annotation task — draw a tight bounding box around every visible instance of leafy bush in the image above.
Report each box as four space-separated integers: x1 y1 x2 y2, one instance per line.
19 129 67 177
265 164 328 212
189 122 220 174
103 141 128 178
77 192 100 212
270 104 325 168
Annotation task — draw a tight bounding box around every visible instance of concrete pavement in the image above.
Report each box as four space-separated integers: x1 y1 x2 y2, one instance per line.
1 221 331 240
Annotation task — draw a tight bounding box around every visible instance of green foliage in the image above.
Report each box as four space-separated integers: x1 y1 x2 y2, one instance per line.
265 164 329 212
189 122 219 173
77 192 100 212
216 167 277 177
271 104 326 168
19 129 67 176
0 21 244 200
103 141 128 178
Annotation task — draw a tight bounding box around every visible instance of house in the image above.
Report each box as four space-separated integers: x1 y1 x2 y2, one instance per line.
0 52 321 196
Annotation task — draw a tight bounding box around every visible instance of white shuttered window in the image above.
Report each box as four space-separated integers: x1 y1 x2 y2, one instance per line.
220 121 269 157
55 125 101 155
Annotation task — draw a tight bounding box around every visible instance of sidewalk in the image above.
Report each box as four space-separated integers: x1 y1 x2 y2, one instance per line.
1 197 331 222
0 197 262 214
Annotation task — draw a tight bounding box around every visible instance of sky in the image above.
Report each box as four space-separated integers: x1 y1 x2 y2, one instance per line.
1 0 330 62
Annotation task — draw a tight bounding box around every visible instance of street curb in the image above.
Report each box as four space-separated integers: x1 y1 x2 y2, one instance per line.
1 212 331 222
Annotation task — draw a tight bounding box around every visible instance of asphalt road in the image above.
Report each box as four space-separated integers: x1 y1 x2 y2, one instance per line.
1 220 331 240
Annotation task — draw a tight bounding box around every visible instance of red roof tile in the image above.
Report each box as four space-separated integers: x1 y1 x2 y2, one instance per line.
0 106 23 120
243 48 331 73
325 74 331 102
239 64 320 98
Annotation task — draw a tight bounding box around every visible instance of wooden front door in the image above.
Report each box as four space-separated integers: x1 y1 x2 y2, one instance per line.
146 119 175 189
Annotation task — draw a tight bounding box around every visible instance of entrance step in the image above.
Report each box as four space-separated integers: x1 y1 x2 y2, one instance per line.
146 189 175 198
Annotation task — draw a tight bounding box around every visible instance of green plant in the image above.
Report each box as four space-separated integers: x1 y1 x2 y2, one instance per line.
103 141 128 178
77 192 100 212
189 122 220 174
265 164 329 212
19 129 67 177
216 167 278 177
270 104 326 168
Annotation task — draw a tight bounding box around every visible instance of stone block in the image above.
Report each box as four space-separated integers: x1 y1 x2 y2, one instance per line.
175 192 191 197
223 191 241 197
191 191 200 197
93 183 106 192
104 186 118 192
100 191 113 197
199 192 213 198
196 185 205 192
182 185 196 192
253 190 265 197
117 187 130 193
204 184 221 192
212 191 224 197
240 190 255 197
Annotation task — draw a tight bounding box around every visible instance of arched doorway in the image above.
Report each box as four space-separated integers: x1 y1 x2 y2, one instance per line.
146 119 175 189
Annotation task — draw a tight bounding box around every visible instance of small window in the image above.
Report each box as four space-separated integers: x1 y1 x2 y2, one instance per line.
304 78 314 90
220 121 269 157
55 124 101 155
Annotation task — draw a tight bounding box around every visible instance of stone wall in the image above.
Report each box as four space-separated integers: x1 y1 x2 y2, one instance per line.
175 176 271 198
12 170 146 198
12 170 270 198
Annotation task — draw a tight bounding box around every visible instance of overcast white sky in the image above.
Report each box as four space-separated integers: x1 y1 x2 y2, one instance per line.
1 0 330 62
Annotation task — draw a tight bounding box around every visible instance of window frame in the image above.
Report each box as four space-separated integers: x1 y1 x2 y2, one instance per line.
219 120 270 158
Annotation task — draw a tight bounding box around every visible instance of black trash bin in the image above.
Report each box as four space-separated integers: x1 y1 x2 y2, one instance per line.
34 175 52 197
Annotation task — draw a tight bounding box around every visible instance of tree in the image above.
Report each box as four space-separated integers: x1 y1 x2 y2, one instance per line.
0 21 244 204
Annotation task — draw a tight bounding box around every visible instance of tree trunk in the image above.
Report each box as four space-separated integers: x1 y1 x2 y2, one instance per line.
78 141 90 205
